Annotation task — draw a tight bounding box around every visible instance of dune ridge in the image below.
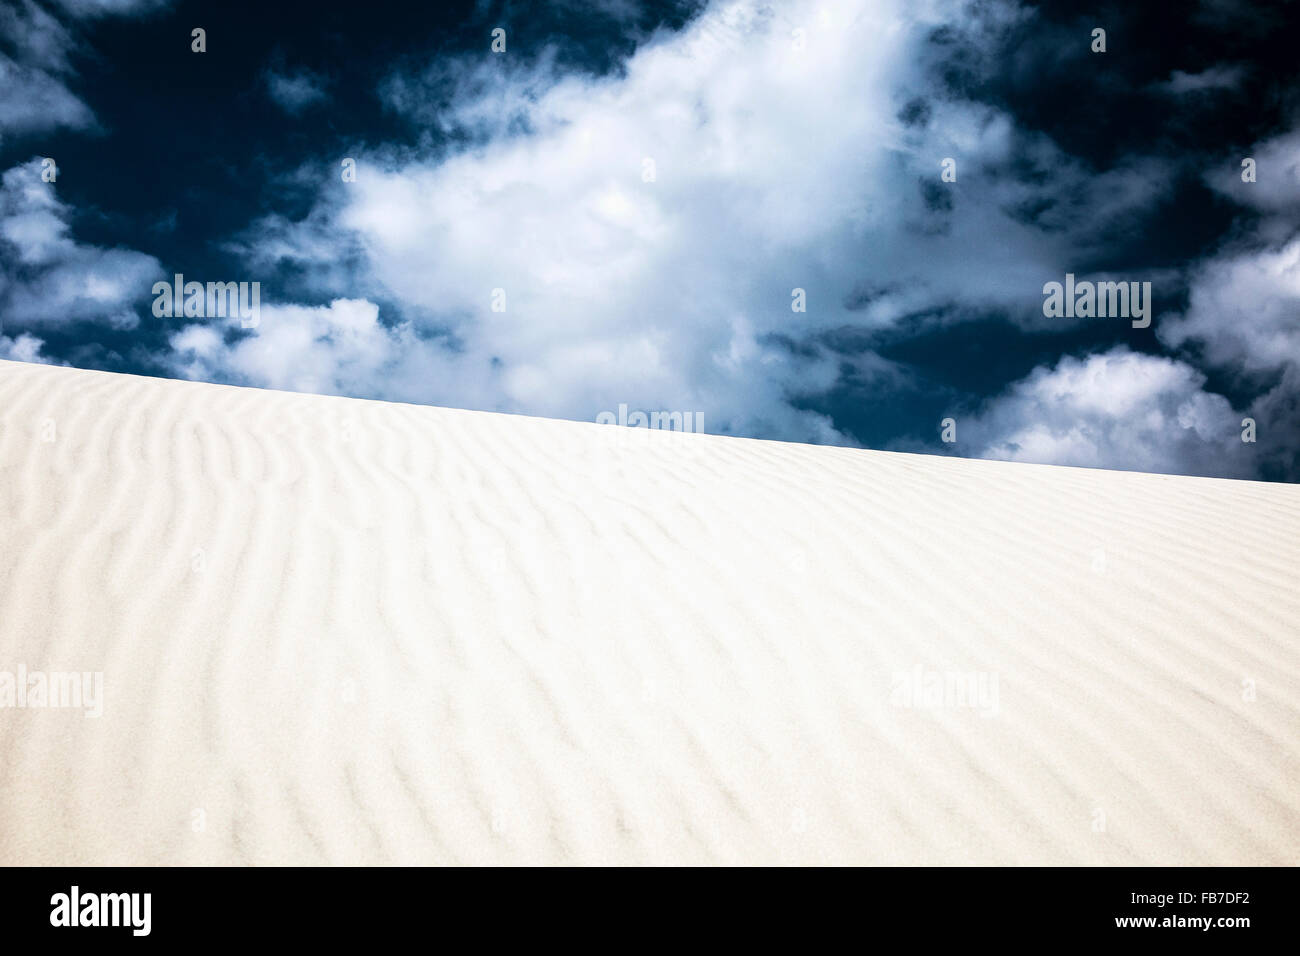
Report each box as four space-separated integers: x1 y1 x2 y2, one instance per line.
0 359 1297 865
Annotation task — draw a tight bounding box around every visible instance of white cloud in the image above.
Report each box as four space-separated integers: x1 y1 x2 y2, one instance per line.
216 0 1179 444
954 348 1249 477
1159 237 1300 379
172 299 418 396
0 332 54 363
0 55 93 138
0 0 173 140
1205 129 1300 228
168 297 531 416
135 0 1279 481
0 159 162 328
1144 112 1300 479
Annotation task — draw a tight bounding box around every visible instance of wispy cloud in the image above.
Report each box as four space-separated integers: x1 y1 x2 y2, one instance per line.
266 68 328 115
0 158 162 330
1154 64 1246 95
0 0 173 139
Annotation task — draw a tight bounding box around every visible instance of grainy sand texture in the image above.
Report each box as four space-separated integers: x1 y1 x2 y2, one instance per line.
1 359 1297 865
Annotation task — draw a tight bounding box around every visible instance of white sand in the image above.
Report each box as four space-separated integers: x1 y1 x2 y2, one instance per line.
0 358 1297 865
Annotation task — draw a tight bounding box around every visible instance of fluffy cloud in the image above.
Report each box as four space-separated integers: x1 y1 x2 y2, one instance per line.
954 348 1249 477
171 299 398 395
168 298 497 408
0 0 1264 480
1160 237 1300 380
1155 118 1300 478
935 106 1300 480
0 158 163 329
0 331 54 363
211 0 1186 446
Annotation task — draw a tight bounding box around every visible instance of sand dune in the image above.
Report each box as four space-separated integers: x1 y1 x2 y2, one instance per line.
0 358 1297 865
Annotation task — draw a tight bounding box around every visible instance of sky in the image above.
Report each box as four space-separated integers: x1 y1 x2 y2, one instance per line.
0 0 1297 480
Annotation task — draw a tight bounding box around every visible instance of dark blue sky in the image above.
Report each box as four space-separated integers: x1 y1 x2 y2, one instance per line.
1 0 1297 480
